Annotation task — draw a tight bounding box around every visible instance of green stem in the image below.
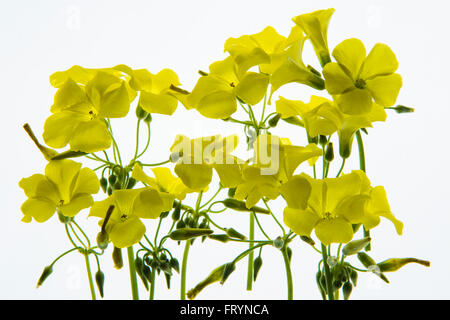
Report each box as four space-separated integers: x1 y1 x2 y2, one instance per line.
133 119 141 160
127 246 139 300
149 267 156 300
246 212 255 291
137 122 151 159
282 246 293 300
321 243 334 300
140 159 171 167
180 240 190 300
84 253 96 300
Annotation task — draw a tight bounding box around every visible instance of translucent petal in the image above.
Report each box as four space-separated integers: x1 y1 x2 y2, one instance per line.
235 72 269 106
59 193 93 217
315 217 354 245
72 167 100 196
283 207 319 237
323 62 354 94
139 91 178 115
359 43 399 79
21 198 56 223
109 216 146 248
69 119 111 153
43 111 87 149
280 175 311 209
133 188 168 219
45 160 81 204
174 162 213 190
332 38 366 80
196 91 237 119
365 73 402 107
336 88 373 115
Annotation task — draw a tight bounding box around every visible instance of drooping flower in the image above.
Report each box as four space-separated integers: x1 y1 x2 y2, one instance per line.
89 187 175 248
292 8 335 67
323 38 402 115
170 134 240 189
44 65 136 153
19 159 99 223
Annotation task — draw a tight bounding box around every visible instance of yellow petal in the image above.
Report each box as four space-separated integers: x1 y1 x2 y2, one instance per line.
323 62 354 94
89 197 114 219
336 88 372 115
325 171 365 214
131 163 159 189
365 73 402 107
45 160 81 204
128 69 153 91
50 65 94 88
72 167 100 196
133 188 173 219
280 175 311 209
59 193 94 217
139 91 178 115
21 198 56 223
276 97 305 118
332 38 366 80
282 143 323 179
51 79 87 113
367 186 403 235
334 194 370 223
359 43 399 79
174 162 213 190
235 72 269 106
43 111 87 149
213 154 244 188
19 174 57 200
315 217 354 245
152 167 193 199
197 91 237 119
69 119 111 153
284 207 319 237
109 216 146 248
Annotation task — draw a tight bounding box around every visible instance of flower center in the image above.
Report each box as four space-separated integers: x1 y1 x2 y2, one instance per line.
355 78 366 89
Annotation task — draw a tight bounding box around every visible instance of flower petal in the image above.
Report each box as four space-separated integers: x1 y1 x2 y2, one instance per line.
332 38 366 80
283 207 319 237
367 186 403 235
69 119 111 153
323 62 354 94
315 217 354 245
174 162 213 190
359 43 399 79
72 167 100 196
235 72 269 106
59 193 94 217
21 198 56 223
280 175 311 209
139 91 178 115
197 91 237 119
45 160 81 204
336 88 372 115
365 73 402 107
43 111 87 149
109 216 146 248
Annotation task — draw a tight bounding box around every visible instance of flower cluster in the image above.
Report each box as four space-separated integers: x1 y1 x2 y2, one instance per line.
19 8 427 301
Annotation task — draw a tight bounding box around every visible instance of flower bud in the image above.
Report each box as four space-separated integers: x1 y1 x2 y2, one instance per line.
144 113 152 123
220 262 236 284
172 202 181 221
169 228 213 240
96 230 109 250
95 270 105 298
253 256 263 281
319 135 328 146
107 186 113 196
135 105 148 119
186 264 226 300
286 247 293 263
160 261 173 276
208 234 230 243
350 268 358 286
100 177 108 193
342 281 352 300
358 252 389 283
377 258 430 272
126 177 137 189
222 198 270 214
325 142 334 162
227 188 236 198
176 220 186 229
282 116 305 127
143 265 152 283
342 237 371 256
108 174 117 185
135 257 149 291
112 247 123 270
308 135 319 144
36 265 53 288
300 235 316 246
164 272 171 289
393 105 414 114
273 236 284 249
316 270 326 300
113 182 122 190
57 210 71 224
160 211 169 219
268 113 282 127
170 258 180 274
226 228 246 240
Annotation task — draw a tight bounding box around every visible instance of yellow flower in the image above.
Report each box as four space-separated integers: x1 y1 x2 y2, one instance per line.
282 171 371 245
131 163 196 200
19 159 99 223
276 95 344 138
183 57 269 119
89 187 174 248
44 65 136 153
127 68 181 115
170 134 239 189
323 38 402 115
292 8 335 67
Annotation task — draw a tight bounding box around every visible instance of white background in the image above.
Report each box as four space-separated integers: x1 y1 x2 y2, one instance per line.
1 0 448 300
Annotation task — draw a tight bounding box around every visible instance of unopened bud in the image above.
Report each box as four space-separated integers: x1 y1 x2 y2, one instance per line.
108 174 117 185
144 113 152 123
126 177 137 189
226 228 246 240
170 258 180 274
186 264 226 300
342 237 371 256
300 235 315 246
325 142 334 162
253 256 263 281
220 263 236 284
112 247 123 270
227 188 236 198
393 105 414 114
100 177 108 193
135 105 148 119
96 230 109 250
208 234 230 243
95 270 105 298
342 281 352 300
268 114 282 127
172 202 181 221
169 228 213 241
36 265 53 288
222 198 269 214
377 258 430 273
176 220 186 229
319 135 328 146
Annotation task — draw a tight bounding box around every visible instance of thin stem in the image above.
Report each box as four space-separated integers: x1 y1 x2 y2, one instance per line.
336 158 346 177
107 119 122 166
65 224 80 249
140 159 170 167
199 186 223 210
263 199 285 235
252 212 272 241
149 267 156 300
321 243 334 300
68 223 87 249
133 119 141 160
50 247 81 267
84 253 96 300
180 240 190 300
127 246 139 300
71 220 91 248
282 246 293 300
246 212 255 291
137 122 151 159
154 217 163 244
